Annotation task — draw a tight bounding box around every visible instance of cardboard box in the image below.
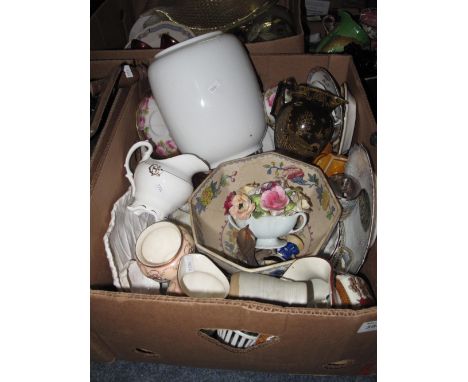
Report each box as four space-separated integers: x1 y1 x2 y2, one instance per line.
90 0 305 54
90 53 377 375
90 60 138 177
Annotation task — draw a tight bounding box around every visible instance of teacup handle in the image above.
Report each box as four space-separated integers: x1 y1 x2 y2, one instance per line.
227 215 242 231
289 212 308 234
124 140 153 197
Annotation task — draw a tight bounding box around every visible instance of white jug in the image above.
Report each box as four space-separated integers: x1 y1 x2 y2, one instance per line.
124 141 209 219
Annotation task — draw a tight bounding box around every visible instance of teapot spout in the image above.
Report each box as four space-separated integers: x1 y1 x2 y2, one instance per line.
160 154 210 183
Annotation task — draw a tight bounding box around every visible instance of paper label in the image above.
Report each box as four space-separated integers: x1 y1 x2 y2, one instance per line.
357 320 377 333
184 258 194 273
305 0 330 16
208 80 221 93
123 64 133 78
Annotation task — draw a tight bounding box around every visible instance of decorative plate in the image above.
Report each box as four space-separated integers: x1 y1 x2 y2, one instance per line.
136 95 179 158
189 152 342 276
338 83 357 155
331 144 376 274
307 67 344 152
125 21 196 49
128 14 155 42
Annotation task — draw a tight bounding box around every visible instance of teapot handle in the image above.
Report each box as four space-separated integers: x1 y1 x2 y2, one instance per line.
124 141 153 197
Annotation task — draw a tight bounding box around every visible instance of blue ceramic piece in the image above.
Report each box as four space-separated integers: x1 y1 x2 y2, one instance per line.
277 242 300 260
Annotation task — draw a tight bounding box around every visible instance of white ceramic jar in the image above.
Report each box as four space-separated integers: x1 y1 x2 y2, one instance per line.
148 31 266 168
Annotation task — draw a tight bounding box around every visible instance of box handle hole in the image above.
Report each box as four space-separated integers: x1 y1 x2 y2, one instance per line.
134 347 160 358
199 328 278 352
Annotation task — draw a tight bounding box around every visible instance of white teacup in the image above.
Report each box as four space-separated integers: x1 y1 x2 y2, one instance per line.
228 212 307 249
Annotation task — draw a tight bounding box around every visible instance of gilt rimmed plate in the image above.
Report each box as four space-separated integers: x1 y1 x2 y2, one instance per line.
189 152 341 276
331 144 376 274
307 67 344 152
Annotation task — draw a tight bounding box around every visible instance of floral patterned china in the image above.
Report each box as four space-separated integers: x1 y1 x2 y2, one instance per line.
225 180 310 249
331 144 376 274
189 152 341 276
136 95 179 158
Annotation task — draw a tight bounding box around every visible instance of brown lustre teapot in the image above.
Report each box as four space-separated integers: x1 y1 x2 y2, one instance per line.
270 78 347 161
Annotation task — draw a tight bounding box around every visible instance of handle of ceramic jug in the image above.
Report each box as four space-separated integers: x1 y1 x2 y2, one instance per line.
124 141 153 197
289 212 308 234
270 80 287 119
227 215 242 231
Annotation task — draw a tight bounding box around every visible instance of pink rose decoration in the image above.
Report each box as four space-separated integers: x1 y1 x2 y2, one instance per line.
224 192 235 215
282 166 304 180
260 185 289 211
137 116 146 129
155 145 168 158
229 194 255 220
166 140 178 151
267 89 276 107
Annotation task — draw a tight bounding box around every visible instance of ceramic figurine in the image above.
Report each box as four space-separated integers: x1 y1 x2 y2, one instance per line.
124 140 209 219
271 78 347 161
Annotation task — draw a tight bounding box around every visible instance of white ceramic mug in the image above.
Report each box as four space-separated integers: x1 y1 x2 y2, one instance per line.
228 212 307 249
148 31 266 168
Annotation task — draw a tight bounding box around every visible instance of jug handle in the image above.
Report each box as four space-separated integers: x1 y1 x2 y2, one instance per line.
124 141 153 197
270 80 287 119
270 77 296 119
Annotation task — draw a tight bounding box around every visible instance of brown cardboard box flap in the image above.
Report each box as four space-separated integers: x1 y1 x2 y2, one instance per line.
91 290 376 374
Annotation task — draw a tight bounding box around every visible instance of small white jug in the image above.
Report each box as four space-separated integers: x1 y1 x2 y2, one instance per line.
124 141 209 219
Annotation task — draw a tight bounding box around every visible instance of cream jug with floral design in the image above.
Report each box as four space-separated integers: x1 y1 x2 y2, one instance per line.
125 141 209 219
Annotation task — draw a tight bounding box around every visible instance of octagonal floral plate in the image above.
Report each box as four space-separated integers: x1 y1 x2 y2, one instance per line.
189 152 342 276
